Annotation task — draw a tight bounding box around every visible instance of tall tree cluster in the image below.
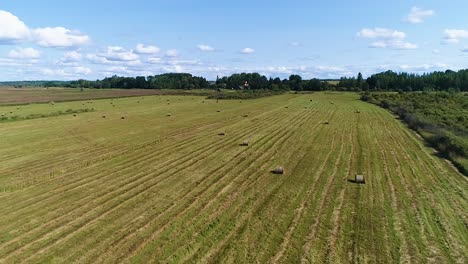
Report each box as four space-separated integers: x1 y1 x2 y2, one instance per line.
339 69 468 92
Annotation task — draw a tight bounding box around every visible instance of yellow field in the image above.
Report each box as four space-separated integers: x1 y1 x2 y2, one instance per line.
0 92 466 263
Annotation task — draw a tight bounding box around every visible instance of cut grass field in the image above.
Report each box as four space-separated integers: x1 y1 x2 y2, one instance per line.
0 87 214 106
0 92 466 263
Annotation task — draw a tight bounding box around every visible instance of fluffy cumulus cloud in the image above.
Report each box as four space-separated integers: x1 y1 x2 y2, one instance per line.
369 40 417 49
357 28 417 49
33 27 90 48
405 7 434 24
197 44 215 52
0 10 31 43
0 10 90 48
99 46 139 61
63 51 82 62
357 28 406 39
135 44 160 54
8 47 41 59
241 48 255 54
443 29 468 44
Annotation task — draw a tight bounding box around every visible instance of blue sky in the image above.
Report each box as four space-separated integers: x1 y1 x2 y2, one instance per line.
0 0 467 81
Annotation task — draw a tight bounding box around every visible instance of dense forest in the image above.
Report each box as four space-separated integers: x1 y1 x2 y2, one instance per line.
362 91 468 175
1 69 468 92
339 69 468 92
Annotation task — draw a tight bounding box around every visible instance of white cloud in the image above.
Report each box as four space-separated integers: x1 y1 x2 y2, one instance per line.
33 27 90 48
73 66 92 75
369 40 418 49
399 63 448 72
135 44 160 54
462 47 468 53
432 49 440 54
63 51 82 62
357 28 406 39
197 44 215 52
241 48 255 54
357 28 417 50
8 47 41 59
100 46 139 61
0 10 31 43
165 49 178 57
0 10 90 48
443 29 468 44
40 66 91 77
147 57 162 64
405 7 434 24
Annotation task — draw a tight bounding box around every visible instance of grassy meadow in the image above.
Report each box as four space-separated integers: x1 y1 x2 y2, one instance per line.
0 91 466 263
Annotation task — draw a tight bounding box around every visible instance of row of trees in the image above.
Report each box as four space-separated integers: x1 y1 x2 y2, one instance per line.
3 69 467 92
65 73 210 89
339 70 468 92
214 73 330 91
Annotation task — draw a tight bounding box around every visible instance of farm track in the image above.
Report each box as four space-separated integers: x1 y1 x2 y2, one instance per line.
0 93 466 263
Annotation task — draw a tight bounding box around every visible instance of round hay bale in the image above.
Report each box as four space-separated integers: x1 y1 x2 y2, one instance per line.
241 140 249 146
243 114 249 117
217 109 221 112
121 116 126 119
355 175 365 184
323 121 329 124
218 131 226 136
73 114 77 117
285 106 289 109
274 166 285 175
356 110 361 113
166 113 172 117
102 115 106 118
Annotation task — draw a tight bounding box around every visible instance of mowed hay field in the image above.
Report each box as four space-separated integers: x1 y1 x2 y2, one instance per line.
0 87 210 106
0 92 466 263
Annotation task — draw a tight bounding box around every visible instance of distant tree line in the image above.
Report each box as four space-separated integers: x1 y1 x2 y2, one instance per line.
65 73 210 89
339 69 468 92
214 73 330 91
2 69 468 92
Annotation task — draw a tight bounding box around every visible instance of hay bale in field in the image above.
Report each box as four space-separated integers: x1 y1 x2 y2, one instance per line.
121 116 126 119
241 140 249 146
73 114 77 117
285 106 289 109
166 113 172 117
323 121 329 124
273 166 285 175
16 107 20 110
218 131 226 136
356 110 361 113
243 114 249 117
217 109 221 112
355 175 365 184
102 115 106 118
